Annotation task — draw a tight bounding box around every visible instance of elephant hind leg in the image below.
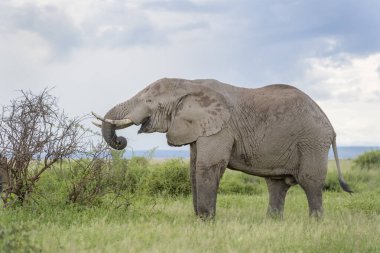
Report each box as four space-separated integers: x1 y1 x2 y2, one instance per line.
265 178 291 218
297 147 328 218
302 184 323 218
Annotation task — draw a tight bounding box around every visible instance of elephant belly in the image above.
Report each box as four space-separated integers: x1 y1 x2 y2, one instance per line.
228 142 300 177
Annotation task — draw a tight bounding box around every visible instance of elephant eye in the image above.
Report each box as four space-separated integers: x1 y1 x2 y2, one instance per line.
146 99 152 103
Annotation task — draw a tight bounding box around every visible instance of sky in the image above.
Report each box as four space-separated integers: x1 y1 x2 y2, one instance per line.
0 0 379 150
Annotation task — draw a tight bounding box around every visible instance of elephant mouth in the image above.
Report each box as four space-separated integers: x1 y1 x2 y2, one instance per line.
138 117 151 134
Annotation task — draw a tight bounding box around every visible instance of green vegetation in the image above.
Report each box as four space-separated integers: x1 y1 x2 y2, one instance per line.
0 156 379 253
354 150 380 169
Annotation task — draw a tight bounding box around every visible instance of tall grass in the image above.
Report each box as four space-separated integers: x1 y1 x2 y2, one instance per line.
0 158 379 252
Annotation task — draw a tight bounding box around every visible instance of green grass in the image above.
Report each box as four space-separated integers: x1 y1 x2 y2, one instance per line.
0 159 379 253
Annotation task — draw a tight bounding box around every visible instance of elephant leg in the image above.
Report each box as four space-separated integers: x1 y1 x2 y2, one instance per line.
195 161 226 219
298 147 328 218
190 143 198 215
265 178 291 218
195 130 233 219
303 185 323 218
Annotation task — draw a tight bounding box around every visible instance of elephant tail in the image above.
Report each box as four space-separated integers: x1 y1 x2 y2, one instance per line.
332 136 353 194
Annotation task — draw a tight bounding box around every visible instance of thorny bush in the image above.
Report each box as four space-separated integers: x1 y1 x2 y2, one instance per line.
0 88 85 206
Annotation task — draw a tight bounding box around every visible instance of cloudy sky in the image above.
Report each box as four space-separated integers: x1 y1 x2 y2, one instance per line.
0 0 379 150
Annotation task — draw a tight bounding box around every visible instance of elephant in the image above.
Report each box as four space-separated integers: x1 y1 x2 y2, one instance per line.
92 78 352 219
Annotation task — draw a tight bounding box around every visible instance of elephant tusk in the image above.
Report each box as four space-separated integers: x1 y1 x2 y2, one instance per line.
105 118 134 128
92 121 102 128
91 111 133 128
91 111 106 122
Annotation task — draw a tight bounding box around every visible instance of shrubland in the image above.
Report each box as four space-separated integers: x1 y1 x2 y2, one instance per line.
0 154 379 253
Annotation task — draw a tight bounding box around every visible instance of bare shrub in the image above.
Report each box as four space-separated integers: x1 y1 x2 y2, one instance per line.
0 88 84 206
67 144 133 208
67 140 112 205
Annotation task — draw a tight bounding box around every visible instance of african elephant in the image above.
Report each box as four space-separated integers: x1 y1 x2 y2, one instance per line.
92 78 352 219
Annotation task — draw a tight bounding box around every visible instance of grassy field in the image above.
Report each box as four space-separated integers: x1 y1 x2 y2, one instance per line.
0 159 379 253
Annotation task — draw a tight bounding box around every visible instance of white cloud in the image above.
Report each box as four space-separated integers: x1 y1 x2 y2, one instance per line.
1 0 380 149
0 1 82 57
303 53 380 101
300 53 380 145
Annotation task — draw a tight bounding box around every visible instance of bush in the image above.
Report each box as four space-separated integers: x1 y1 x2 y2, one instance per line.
220 171 264 195
68 158 110 206
67 148 137 207
123 158 150 194
68 156 192 203
128 159 265 197
0 88 84 206
354 150 380 169
142 159 191 197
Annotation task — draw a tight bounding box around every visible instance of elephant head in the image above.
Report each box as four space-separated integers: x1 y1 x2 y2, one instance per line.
92 78 231 150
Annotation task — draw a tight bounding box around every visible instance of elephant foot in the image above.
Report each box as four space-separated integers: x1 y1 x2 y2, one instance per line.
196 206 216 221
266 209 284 219
309 209 323 220
198 214 215 222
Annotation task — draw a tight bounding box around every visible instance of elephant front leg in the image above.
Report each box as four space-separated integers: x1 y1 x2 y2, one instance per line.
194 130 233 219
195 161 226 219
190 143 198 215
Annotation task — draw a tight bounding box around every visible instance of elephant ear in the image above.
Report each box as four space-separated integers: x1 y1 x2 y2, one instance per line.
166 91 231 146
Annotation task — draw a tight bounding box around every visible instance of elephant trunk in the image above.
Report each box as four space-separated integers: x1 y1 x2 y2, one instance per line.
98 100 135 150
101 122 128 150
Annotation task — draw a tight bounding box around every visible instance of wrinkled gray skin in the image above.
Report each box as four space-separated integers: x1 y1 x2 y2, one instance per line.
99 78 352 219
